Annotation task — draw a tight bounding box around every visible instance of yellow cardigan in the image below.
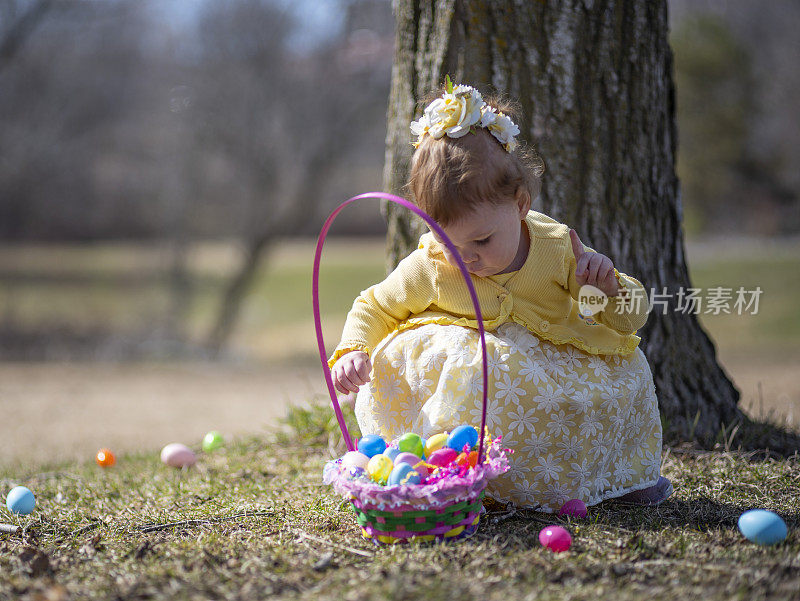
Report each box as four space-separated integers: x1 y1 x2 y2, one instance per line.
330 210 650 366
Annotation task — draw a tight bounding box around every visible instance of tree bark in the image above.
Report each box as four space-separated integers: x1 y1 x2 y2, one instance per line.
383 0 745 445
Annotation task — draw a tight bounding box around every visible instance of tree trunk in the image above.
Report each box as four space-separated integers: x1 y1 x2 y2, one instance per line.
383 0 744 445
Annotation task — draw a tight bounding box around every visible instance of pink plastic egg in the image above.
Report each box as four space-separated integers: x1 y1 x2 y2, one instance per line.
427 447 458 467
558 499 588 518
539 525 572 552
160 443 197 468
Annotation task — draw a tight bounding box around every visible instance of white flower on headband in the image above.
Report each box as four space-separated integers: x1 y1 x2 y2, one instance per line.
410 84 484 144
410 76 519 153
480 106 520 153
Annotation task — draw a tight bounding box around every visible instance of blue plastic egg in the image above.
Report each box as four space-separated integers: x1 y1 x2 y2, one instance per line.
387 463 421 486
738 509 787 546
357 434 387 458
446 425 479 453
6 486 36 515
383 447 402 462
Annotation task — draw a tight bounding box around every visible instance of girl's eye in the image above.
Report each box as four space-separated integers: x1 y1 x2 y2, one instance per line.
476 236 491 246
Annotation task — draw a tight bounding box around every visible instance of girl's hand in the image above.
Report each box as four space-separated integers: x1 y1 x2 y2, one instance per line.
332 350 372 394
569 228 620 297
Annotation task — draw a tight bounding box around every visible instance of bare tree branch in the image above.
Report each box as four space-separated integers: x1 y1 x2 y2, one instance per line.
0 0 54 74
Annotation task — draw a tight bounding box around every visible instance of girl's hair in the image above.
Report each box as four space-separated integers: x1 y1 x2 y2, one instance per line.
406 90 545 227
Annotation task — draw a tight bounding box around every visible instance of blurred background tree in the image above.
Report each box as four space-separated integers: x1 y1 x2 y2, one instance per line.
0 0 798 361
1 0 798 462
670 0 800 237
0 0 393 357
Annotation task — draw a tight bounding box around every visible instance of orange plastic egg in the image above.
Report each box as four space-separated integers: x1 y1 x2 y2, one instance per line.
455 450 478 468
96 448 116 467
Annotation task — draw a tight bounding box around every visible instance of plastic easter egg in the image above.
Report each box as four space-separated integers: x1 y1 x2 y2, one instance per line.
419 438 427 458
446 425 479 453
388 463 421 486
95 448 116 467
383 447 401 462
558 499 588 518
425 432 449 457
367 454 393 485
456 451 478 468
394 452 421 466
160 443 197 468
202 431 224 452
738 509 787 546
357 434 387 458
428 447 458 467
341 451 370 470
394 452 428 477
397 433 424 457
539 525 572 553
6 486 36 515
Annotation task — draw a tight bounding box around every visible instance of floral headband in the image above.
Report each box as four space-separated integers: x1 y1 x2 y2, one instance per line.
410 76 520 152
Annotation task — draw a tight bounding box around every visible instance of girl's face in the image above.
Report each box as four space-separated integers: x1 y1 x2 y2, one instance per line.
431 190 531 277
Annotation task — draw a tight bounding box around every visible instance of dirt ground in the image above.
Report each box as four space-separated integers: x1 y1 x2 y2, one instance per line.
1 347 797 466
0 361 328 466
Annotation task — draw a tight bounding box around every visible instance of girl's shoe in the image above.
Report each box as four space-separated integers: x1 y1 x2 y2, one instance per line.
611 476 673 506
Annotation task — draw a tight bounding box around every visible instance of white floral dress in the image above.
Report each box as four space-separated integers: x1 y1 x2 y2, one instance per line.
354 320 663 512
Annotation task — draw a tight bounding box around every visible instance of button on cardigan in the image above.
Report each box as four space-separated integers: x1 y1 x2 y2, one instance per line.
329 210 650 367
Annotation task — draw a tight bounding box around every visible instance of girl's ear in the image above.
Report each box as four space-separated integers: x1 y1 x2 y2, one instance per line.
515 186 532 218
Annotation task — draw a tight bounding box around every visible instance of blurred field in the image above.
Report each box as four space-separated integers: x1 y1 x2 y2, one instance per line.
0 236 798 465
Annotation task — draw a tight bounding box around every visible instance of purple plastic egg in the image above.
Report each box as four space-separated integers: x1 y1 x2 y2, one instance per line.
394 452 428 477
558 499 588 518
427 447 458 467
539 525 572 553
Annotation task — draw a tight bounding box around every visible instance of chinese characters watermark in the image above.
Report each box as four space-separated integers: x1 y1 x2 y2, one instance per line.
578 285 763 316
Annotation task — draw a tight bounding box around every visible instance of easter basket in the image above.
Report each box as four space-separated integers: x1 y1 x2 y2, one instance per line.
314 192 511 545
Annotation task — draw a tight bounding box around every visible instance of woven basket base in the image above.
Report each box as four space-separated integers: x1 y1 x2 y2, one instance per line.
352 492 485 545
360 512 481 545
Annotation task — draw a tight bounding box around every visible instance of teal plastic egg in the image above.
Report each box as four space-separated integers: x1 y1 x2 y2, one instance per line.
397 433 424 457
388 463 421 486
446 425 479 453
6 486 36 515
383 447 401 462
738 509 787 546
357 435 387 458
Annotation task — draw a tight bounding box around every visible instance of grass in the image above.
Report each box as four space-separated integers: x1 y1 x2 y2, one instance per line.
687 254 800 352
2 404 799 600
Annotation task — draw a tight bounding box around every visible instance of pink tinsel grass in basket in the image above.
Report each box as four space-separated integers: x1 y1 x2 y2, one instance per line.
322 437 512 511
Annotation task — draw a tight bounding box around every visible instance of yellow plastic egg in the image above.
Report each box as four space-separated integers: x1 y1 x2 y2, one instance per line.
367 454 393 485
424 432 449 457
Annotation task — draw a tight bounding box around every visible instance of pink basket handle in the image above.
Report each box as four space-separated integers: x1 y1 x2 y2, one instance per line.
312 192 490 464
